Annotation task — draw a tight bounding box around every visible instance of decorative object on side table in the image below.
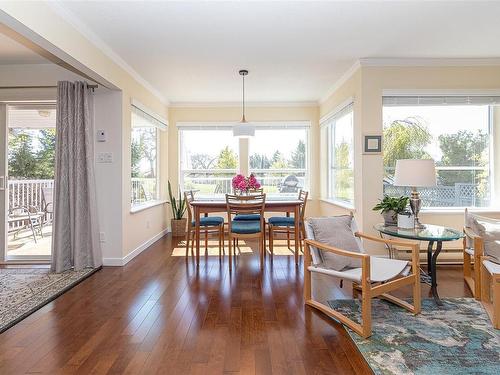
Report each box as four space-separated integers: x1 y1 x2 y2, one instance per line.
397 209 414 229
231 173 261 195
372 195 410 226
168 181 187 237
394 158 436 229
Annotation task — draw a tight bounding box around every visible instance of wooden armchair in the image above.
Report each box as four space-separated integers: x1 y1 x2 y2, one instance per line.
480 257 500 329
304 220 421 338
463 226 483 299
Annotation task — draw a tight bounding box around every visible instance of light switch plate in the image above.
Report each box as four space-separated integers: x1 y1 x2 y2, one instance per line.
97 152 113 163
97 129 106 142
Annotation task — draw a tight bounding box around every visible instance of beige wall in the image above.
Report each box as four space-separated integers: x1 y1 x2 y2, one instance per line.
1 3 170 261
320 65 500 254
168 105 321 217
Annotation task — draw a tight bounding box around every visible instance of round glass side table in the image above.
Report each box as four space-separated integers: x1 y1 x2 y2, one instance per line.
374 223 464 305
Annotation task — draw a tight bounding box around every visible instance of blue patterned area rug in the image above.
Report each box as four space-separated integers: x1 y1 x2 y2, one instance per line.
328 298 500 375
0 267 99 334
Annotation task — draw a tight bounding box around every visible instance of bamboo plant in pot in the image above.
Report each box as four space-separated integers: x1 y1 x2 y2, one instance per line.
372 195 410 226
168 181 187 237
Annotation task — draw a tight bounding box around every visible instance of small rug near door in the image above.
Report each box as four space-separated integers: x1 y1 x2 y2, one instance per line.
0 267 98 333
328 298 500 375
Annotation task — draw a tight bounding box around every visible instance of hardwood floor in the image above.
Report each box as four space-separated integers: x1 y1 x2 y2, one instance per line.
0 235 472 374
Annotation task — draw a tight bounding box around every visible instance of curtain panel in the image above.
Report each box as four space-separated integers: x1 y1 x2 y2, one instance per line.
51 81 102 272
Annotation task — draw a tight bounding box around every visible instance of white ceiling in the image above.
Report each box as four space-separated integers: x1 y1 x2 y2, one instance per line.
0 33 48 65
54 1 500 104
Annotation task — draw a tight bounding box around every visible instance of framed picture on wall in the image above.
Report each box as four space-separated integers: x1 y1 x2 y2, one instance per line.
363 134 382 154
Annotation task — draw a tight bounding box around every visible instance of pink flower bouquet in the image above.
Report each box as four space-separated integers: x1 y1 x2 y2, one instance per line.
232 173 261 193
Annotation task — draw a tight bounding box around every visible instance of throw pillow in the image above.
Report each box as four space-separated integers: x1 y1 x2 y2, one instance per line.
308 216 363 271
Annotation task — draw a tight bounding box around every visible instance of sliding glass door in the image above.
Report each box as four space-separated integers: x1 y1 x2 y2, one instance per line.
0 103 56 262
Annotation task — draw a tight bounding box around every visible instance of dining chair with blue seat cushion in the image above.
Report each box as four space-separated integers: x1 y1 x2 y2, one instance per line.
230 220 261 234
268 190 308 261
233 214 261 221
226 193 266 270
185 191 225 259
192 216 225 227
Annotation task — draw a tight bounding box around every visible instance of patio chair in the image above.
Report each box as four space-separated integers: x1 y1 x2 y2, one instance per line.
184 191 225 259
268 189 308 260
303 215 421 338
41 187 54 223
8 205 44 243
226 193 266 271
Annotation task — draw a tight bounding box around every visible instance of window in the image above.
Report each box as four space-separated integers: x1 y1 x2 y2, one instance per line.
130 104 166 207
179 126 239 197
323 103 354 205
249 124 309 196
383 96 498 208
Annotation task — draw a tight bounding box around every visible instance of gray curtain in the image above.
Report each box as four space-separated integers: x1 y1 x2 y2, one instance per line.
51 81 102 273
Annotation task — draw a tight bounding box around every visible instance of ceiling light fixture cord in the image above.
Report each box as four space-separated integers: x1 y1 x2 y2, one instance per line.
242 72 245 122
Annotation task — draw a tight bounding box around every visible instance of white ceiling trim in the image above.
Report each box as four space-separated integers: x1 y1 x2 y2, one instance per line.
359 57 500 67
319 60 361 105
48 1 169 105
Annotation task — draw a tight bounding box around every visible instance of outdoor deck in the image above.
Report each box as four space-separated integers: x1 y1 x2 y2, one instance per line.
7 224 52 258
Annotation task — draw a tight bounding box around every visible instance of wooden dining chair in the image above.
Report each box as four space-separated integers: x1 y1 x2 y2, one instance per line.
184 192 225 259
226 193 266 270
233 188 264 221
268 190 308 260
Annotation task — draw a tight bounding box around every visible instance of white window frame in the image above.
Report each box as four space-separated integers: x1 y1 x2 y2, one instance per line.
178 123 238 198
382 94 498 210
130 100 167 209
321 101 355 208
249 122 311 196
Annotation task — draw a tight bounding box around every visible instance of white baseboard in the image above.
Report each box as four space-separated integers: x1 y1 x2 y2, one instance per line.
102 228 169 266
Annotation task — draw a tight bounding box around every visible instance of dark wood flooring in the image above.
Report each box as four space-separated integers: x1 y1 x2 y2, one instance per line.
0 235 472 374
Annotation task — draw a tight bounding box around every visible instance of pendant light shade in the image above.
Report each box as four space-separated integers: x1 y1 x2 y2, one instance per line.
233 69 255 138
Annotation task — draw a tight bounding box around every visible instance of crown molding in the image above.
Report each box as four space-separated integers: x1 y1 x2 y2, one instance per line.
48 1 169 105
319 60 361 105
359 57 500 67
169 101 318 108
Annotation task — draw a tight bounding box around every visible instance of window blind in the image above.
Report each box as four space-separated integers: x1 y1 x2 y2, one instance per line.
177 121 310 131
383 96 500 106
321 102 353 127
131 104 167 130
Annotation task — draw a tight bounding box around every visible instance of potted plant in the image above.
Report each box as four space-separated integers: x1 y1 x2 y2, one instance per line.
372 195 409 226
168 181 187 237
397 208 414 229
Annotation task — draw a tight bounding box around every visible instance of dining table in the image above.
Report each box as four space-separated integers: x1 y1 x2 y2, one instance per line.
189 198 303 266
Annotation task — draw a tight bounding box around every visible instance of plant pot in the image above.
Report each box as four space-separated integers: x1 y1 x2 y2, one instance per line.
382 211 397 226
171 218 187 237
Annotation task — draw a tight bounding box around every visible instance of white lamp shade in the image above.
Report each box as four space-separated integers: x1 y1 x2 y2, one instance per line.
233 122 255 138
394 159 437 187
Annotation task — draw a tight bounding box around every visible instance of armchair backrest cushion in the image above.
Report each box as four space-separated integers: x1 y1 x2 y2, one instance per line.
306 215 363 271
465 208 500 264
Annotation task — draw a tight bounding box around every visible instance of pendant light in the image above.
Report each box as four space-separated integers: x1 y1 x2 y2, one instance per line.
233 69 255 138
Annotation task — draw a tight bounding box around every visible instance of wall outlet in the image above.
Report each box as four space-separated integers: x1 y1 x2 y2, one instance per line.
97 152 113 163
99 232 106 243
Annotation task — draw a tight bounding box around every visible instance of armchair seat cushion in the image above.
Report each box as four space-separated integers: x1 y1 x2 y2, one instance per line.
234 214 261 221
192 216 224 227
309 257 410 283
230 220 261 234
308 216 363 271
268 216 295 226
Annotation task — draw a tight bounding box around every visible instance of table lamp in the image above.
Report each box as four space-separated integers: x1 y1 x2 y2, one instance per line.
394 159 436 228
